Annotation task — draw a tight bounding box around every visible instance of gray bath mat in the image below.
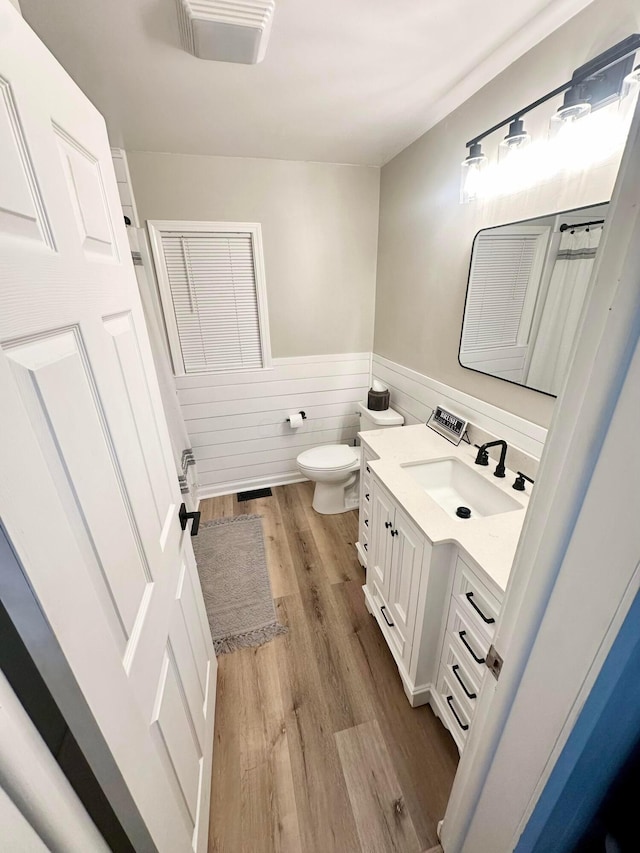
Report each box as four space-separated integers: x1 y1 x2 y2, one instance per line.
193 514 287 655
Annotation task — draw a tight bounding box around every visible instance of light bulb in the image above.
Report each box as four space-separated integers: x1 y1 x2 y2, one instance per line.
622 64 640 99
460 142 487 203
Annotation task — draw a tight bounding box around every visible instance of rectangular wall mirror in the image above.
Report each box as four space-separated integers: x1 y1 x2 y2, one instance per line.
459 201 608 397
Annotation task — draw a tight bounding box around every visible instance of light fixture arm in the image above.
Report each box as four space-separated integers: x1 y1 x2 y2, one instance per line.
465 33 640 150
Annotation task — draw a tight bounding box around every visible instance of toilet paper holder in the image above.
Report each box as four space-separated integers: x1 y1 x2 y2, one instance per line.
287 411 307 423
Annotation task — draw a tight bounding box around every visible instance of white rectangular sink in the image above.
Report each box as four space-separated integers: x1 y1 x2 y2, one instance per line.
401 458 522 519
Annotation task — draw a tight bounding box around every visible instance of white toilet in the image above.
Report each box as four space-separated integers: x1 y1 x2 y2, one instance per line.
296 402 404 514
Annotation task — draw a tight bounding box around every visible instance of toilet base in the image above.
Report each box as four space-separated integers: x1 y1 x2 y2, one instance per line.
311 474 358 515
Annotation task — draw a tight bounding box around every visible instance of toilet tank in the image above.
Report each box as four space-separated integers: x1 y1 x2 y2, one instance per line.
357 402 404 432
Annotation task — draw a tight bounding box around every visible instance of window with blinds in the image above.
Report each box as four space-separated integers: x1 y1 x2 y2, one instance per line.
151 224 270 375
461 232 542 353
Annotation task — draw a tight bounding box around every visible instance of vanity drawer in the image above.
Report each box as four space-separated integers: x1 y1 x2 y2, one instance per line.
369 578 408 663
361 454 372 490
359 528 370 557
436 669 471 750
452 558 501 642
362 486 372 509
446 603 491 683
438 635 481 717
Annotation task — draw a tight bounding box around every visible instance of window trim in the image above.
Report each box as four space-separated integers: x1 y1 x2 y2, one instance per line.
147 220 272 376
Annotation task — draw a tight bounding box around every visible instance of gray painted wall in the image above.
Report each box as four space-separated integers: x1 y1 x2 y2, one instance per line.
128 152 380 359
374 0 640 427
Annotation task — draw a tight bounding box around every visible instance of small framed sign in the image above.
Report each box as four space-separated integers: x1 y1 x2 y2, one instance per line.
427 406 468 446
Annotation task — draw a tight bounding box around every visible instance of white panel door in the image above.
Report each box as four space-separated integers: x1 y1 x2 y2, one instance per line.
0 4 216 852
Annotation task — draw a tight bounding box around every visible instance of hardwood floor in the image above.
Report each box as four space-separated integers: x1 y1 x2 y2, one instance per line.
203 482 459 853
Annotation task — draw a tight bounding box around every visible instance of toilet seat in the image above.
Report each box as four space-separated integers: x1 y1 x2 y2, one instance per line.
296 444 359 472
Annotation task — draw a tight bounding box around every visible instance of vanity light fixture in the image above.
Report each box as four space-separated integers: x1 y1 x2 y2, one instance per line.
461 33 640 202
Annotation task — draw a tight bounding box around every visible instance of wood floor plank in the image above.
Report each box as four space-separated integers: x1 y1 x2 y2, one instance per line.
200 494 235 522
239 642 302 853
298 505 362 586
208 653 243 852
333 578 459 848
277 491 373 732
274 595 362 853
256 489 298 598
335 719 422 853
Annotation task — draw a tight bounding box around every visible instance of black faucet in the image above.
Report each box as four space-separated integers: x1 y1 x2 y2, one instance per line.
475 439 508 478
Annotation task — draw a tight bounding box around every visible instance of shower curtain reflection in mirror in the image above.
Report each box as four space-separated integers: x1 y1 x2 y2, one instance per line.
459 203 607 397
526 226 601 394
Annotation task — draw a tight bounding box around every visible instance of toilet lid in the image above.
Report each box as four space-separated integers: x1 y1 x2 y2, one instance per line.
297 444 359 471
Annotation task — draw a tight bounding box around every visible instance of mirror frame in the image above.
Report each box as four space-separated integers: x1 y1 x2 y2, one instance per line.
457 201 609 398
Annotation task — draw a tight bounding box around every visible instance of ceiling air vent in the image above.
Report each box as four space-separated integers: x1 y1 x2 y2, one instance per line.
176 0 276 64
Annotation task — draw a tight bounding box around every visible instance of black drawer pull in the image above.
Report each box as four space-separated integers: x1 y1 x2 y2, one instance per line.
363 543 368 551
364 519 369 527
366 465 371 474
365 493 370 501
459 630 485 665
466 591 495 624
385 521 392 529
452 664 477 699
390 529 398 537
446 695 469 731
380 605 395 627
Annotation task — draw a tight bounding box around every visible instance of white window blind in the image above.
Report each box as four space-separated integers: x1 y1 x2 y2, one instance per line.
161 231 264 374
461 232 539 352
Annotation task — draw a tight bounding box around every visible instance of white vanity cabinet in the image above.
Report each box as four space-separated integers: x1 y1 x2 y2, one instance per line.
356 424 524 750
432 555 503 752
356 446 377 568
360 469 505 746
363 475 453 706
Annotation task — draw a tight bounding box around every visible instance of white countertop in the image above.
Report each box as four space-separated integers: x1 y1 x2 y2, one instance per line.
360 424 530 591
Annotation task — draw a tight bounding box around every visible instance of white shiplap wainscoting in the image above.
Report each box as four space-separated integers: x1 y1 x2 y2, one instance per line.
177 353 371 498
372 353 547 464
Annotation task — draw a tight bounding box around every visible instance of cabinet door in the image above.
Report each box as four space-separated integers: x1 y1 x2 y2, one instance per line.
387 507 424 659
370 482 394 600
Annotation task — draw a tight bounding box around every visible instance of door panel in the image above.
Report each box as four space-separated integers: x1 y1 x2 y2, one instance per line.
387 508 423 657
54 122 117 260
152 645 203 828
0 5 216 850
3 328 150 643
103 312 175 533
370 482 394 600
0 75 54 246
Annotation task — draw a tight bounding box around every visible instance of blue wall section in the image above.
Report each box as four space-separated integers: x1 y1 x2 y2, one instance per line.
515 588 640 853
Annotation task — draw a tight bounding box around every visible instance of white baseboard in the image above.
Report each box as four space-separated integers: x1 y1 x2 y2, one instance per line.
197 472 307 501
402 680 431 708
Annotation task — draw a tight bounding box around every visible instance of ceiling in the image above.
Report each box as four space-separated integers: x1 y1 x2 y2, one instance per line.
20 0 595 166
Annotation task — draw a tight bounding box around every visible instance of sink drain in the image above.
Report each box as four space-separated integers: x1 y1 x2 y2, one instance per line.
456 506 472 519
